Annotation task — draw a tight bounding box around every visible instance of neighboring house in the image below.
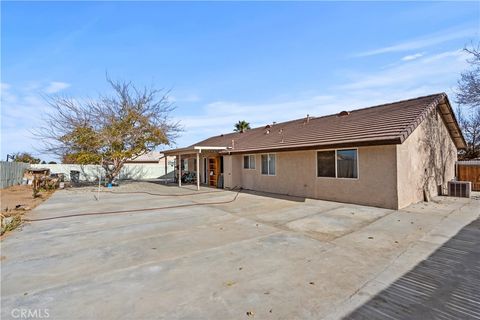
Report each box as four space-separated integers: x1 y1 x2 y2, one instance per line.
126 150 176 170
125 151 176 180
164 93 466 209
125 151 164 163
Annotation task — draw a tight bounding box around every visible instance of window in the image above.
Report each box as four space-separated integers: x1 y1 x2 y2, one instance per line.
261 154 276 175
317 151 336 177
243 155 256 169
337 149 358 178
317 149 358 179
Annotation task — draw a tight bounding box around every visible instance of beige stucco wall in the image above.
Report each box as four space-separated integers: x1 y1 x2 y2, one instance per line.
314 146 398 208
223 146 399 209
396 110 457 208
223 155 242 188
196 110 458 209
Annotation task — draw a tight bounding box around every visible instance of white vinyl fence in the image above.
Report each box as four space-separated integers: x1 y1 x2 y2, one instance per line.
0 161 30 189
0 162 174 188
30 163 174 182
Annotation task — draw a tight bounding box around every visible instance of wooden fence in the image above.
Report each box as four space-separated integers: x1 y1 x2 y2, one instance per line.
0 161 30 189
457 161 480 191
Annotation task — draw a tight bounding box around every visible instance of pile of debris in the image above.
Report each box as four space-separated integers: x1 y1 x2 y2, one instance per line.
1 169 67 235
23 168 65 196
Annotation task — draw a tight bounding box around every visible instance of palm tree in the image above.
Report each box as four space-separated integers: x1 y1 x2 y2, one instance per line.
233 120 251 133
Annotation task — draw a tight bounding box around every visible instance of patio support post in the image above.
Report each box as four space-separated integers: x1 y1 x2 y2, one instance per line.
164 156 168 184
178 154 182 187
196 151 200 191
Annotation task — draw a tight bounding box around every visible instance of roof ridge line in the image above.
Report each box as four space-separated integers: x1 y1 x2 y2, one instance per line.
215 93 447 137
347 92 446 114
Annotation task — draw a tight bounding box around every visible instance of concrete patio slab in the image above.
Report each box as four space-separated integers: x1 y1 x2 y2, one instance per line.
1 182 478 320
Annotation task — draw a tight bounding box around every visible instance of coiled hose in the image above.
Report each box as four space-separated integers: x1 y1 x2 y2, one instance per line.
24 187 242 222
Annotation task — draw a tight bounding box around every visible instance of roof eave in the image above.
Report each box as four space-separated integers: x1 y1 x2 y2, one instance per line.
438 95 468 150
223 137 402 154
396 93 467 150
163 146 228 155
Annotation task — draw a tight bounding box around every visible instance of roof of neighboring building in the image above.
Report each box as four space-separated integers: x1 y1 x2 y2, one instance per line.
165 93 466 155
127 151 163 163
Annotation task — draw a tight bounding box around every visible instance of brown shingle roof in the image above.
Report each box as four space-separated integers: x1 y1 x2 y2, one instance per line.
167 93 466 154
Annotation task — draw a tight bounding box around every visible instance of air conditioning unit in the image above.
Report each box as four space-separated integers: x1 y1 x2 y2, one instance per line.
448 181 471 198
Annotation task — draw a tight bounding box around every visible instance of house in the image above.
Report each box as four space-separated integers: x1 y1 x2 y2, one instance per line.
125 151 164 164
124 151 176 180
125 150 176 171
164 93 466 209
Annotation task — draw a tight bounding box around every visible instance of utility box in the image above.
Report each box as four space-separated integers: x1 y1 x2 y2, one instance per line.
448 181 471 198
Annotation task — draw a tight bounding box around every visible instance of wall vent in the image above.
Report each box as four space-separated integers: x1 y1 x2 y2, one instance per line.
448 181 471 198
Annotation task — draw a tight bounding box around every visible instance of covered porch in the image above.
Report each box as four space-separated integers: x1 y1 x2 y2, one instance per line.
163 146 228 190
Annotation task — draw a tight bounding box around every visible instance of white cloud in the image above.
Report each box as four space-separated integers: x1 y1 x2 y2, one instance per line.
355 27 477 57
401 52 425 61
169 93 201 103
1 83 54 160
0 82 17 103
179 93 201 102
341 50 468 91
1 82 11 91
44 81 71 94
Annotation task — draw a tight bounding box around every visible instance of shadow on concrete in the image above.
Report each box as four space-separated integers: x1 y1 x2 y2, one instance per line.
158 171 175 180
144 180 200 190
231 188 307 202
344 218 480 320
142 181 307 202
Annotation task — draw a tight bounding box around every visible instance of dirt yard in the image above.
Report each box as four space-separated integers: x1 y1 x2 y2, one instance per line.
1 185 54 217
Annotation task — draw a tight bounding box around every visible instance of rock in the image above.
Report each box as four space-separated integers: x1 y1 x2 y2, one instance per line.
3 217 13 226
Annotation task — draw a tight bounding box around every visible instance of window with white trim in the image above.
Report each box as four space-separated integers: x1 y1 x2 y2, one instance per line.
261 154 276 175
243 155 256 169
317 149 358 179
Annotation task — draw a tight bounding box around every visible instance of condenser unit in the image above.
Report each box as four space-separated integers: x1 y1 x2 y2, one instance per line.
448 181 471 198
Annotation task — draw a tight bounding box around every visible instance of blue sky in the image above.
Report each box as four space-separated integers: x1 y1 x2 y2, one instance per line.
1 1 479 161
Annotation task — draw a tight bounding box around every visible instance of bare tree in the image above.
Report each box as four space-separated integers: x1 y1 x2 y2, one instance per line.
456 107 480 160
36 78 181 183
456 44 480 109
